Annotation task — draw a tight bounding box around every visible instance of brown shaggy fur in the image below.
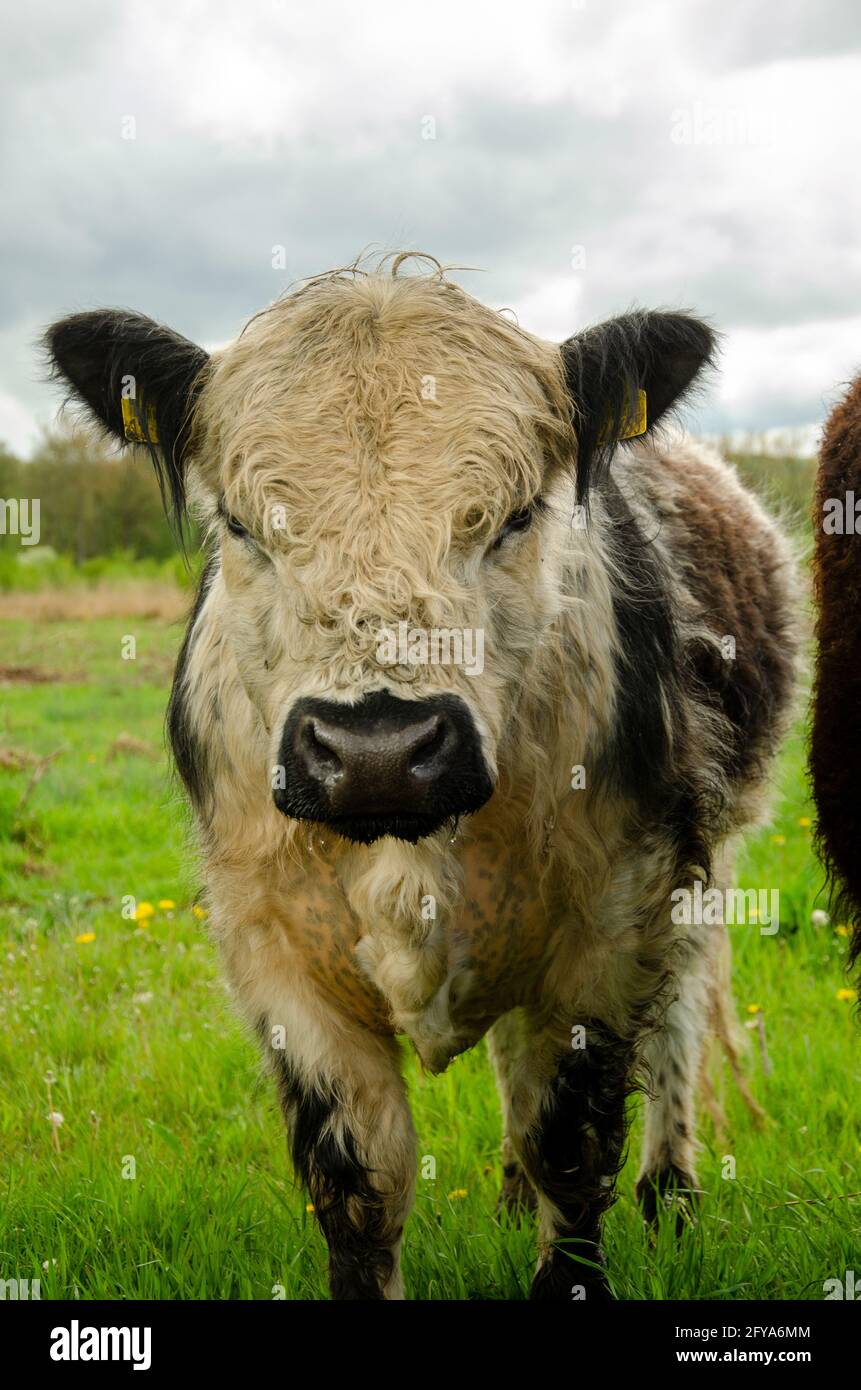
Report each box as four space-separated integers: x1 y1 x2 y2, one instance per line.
811 374 861 977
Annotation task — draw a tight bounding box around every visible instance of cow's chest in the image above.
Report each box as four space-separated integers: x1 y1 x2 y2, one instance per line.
271 829 557 1067
445 834 559 1025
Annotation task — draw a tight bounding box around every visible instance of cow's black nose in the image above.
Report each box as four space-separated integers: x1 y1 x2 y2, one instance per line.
275 690 494 844
297 707 454 801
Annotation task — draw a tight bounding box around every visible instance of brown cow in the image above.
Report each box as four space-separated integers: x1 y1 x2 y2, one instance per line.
811 375 861 985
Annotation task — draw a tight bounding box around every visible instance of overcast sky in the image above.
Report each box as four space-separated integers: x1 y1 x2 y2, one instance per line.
3 0 861 455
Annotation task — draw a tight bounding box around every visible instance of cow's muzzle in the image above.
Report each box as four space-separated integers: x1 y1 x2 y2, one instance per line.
274 690 493 844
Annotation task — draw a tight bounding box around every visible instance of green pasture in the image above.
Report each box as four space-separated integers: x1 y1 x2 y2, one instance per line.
0 599 859 1300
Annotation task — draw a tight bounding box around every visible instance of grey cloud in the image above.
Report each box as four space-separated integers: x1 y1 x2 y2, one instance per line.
2 0 859 446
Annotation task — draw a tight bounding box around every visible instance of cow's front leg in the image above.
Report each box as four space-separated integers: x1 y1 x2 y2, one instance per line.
508 1020 636 1301
487 1010 537 1218
260 1014 416 1300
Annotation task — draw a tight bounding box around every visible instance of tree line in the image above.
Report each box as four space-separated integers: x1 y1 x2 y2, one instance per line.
0 425 814 568
0 428 185 562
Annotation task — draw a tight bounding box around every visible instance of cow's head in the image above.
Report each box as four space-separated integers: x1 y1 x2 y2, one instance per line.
46 260 715 847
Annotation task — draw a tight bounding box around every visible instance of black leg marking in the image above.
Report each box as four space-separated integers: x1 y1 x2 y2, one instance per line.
523 1026 635 1302
636 1164 699 1236
271 1051 398 1300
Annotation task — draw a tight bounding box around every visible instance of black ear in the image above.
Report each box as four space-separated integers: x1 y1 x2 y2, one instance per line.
560 310 718 502
43 310 209 520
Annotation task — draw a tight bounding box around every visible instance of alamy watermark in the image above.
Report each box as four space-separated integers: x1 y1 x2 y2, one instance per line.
50 1320 151 1370
0 1277 41 1299
821 492 861 534
0 497 40 545
823 1270 861 1300
671 102 776 147
671 882 779 936
376 621 484 678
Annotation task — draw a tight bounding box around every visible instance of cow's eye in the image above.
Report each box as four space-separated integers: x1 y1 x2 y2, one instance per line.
490 500 541 550
219 502 250 541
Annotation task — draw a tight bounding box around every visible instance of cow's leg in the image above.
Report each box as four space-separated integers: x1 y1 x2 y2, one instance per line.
634 936 716 1230
259 1011 416 1300
487 1010 537 1217
504 1018 636 1301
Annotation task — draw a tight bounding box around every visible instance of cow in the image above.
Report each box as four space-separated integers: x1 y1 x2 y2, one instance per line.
811 374 861 988
45 255 801 1300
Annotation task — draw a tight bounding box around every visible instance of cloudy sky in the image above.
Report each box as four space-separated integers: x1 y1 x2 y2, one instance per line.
3 0 861 454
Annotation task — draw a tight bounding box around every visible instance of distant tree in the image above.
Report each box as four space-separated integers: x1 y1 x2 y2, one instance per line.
0 424 194 562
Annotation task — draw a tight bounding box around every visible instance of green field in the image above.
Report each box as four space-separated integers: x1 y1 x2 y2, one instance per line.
1 608 859 1301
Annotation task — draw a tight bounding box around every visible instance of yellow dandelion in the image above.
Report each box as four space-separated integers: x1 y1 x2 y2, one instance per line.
770 834 785 846
134 901 155 921
746 1003 762 1015
157 899 176 911
447 1188 468 1200
75 932 96 945
798 816 811 828
305 1202 315 1213
836 988 854 1002
836 925 850 938
192 904 208 920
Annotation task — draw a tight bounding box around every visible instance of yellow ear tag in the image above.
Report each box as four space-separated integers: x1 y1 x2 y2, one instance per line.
121 396 160 444
598 388 648 444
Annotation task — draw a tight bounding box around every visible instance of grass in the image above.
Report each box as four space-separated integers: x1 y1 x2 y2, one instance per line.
727 450 817 528
1 609 859 1302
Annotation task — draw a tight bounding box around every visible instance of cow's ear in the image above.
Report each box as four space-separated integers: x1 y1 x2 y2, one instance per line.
44 310 209 520
560 310 718 502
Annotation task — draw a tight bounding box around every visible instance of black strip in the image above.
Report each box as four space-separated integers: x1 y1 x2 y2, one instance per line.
523 1025 636 1301
269 1046 398 1301
594 480 716 878
167 556 218 811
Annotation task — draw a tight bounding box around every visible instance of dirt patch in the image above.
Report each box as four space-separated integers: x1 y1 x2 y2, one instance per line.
0 582 190 623
0 747 37 769
21 860 54 879
107 733 161 761
0 665 80 685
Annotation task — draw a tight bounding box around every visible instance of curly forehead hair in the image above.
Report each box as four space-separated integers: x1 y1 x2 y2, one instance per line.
192 252 574 526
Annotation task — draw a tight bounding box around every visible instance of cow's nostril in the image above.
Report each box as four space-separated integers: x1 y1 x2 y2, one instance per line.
298 717 344 778
408 714 451 774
